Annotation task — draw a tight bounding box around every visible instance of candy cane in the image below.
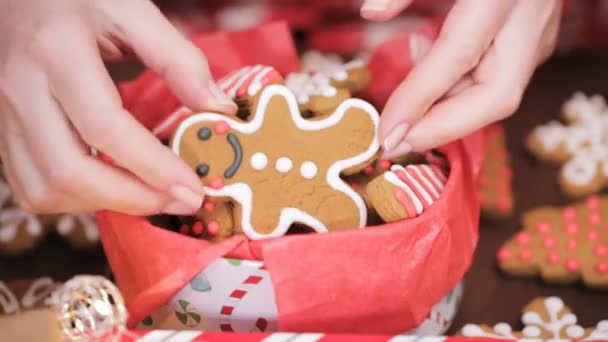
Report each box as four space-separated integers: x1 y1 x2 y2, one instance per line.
219 264 268 332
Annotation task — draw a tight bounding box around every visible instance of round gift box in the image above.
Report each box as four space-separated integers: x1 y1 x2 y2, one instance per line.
138 257 463 335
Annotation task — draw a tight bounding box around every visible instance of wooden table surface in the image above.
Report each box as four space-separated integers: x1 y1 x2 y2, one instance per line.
1 51 607 334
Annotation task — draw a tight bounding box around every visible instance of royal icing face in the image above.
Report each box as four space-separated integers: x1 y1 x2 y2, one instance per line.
171 85 380 240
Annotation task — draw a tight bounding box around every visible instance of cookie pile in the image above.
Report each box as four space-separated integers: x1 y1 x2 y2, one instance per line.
158 52 450 241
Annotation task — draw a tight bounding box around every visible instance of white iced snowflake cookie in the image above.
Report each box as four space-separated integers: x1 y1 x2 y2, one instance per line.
461 297 608 341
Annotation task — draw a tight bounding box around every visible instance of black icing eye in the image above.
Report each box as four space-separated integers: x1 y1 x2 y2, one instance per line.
196 164 210 176
198 127 212 140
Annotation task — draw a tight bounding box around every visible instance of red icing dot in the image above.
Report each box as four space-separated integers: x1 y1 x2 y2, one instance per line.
214 121 230 135
378 160 392 170
192 221 204 235
536 222 551 234
562 207 577 221
566 223 580 235
587 195 601 209
546 251 561 264
363 166 374 176
203 201 217 213
516 232 531 246
565 258 580 272
209 177 224 190
587 230 600 241
595 262 608 275
594 244 608 257
567 239 578 250
543 236 556 249
179 224 190 235
519 250 533 262
589 212 601 225
497 247 513 261
207 221 220 236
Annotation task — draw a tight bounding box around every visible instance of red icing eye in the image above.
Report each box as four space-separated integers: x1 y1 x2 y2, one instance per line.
214 121 230 135
209 177 224 190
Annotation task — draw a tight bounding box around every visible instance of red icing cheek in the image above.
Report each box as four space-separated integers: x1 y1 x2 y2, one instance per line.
214 121 230 135
209 177 224 190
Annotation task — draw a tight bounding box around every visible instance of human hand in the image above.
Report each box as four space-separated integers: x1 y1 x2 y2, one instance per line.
0 0 237 215
361 0 562 158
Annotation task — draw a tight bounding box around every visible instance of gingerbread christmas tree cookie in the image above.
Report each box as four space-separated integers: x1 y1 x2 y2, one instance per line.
478 124 514 219
497 195 608 289
460 297 608 340
171 84 379 240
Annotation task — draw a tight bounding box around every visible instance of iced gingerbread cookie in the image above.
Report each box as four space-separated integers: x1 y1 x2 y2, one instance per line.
460 297 608 340
52 213 100 249
497 195 608 289
171 84 379 239
526 92 608 197
284 72 351 117
152 65 282 139
301 51 371 94
478 125 514 219
179 201 236 242
366 164 448 223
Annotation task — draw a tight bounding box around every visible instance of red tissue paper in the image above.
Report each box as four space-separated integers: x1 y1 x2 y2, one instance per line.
100 21 484 334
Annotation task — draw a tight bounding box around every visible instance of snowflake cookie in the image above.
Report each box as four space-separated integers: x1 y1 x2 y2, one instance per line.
460 297 608 341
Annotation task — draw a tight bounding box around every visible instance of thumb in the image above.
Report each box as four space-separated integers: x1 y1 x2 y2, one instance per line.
102 0 237 114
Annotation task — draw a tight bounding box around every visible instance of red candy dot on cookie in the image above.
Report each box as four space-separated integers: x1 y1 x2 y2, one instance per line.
589 212 601 225
203 201 217 213
594 244 608 257
565 258 580 272
180 224 190 235
497 247 513 261
516 232 531 246
363 166 374 176
519 250 532 262
536 222 551 234
567 239 578 250
207 221 220 236
378 160 392 170
543 236 556 249
566 223 580 235
587 195 601 209
214 121 230 135
587 230 599 241
546 251 561 264
562 207 576 221
192 221 204 235
209 177 224 190
595 262 608 275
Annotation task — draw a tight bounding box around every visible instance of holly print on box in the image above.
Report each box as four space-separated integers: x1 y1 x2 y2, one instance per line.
461 297 608 340
497 195 608 289
478 124 514 219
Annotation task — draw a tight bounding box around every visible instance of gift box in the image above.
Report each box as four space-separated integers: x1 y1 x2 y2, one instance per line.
99 21 485 335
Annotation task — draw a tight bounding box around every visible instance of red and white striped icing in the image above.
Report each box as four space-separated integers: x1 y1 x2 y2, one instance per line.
152 107 194 140
219 65 281 99
384 164 447 218
219 264 268 332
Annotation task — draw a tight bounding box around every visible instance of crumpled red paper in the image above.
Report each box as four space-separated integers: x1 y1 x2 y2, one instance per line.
99 20 484 334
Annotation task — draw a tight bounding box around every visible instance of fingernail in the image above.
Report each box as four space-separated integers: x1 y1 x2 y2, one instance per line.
362 0 389 11
163 200 198 215
381 140 412 160
383 122 409 151
207 82 237 109
169 185 203 211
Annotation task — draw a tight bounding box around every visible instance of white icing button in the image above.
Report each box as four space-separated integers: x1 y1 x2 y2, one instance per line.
275 157 293 173
250 152 268 170
300 161 318 179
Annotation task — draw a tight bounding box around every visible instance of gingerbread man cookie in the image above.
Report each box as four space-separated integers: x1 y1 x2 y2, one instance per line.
301 51 371 94
526 92 608 197
478 125 514 219
284 72 351 117
497 195 608 289
366 164 448 223
460 297 608 340
171 84 379 239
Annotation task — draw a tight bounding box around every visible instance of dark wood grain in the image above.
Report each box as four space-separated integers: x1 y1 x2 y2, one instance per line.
1 52 607 334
